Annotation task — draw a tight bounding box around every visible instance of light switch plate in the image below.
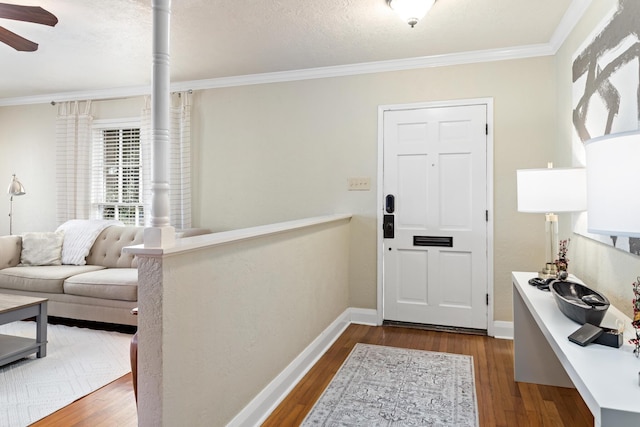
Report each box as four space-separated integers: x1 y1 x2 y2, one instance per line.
348 177 371 191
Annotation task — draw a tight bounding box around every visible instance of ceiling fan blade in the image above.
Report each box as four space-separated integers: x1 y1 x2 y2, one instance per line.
0 26 37 51
0 3 57 26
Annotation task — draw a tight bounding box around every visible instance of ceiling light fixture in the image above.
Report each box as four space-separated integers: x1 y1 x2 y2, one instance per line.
387 0 435 28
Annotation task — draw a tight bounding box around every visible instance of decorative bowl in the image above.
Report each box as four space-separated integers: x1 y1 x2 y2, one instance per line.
550 280 610 325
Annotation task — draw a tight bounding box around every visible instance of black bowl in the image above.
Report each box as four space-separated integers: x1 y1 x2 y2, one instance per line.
550 280 610 325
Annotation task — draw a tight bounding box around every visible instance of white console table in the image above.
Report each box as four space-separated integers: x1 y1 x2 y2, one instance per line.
513 272 640 427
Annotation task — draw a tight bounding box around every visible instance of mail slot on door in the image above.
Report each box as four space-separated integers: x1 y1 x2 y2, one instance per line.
413 236 453 247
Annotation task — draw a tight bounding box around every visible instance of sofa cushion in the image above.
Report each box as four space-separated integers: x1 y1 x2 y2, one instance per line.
0 235 21 268
64 268 138 301
0 265 105 293
20 231 65 266
86 226 144 268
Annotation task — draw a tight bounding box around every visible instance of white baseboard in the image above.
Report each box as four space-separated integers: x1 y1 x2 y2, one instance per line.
348 307 379 326
226 308 352 427
492 320 514 340
228 309 514 426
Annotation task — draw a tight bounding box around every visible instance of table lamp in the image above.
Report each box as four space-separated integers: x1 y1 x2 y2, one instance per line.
586 131 640 361
517 164 587 278
585 131 640 237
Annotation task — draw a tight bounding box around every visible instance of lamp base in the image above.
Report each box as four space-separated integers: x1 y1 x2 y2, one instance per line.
538 263 558 279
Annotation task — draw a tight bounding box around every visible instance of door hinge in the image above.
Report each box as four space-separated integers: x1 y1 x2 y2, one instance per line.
485 210 489 222
485 124 488 135
486 293 489 305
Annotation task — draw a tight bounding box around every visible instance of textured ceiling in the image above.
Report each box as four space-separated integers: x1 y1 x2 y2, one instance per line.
0 0 574 100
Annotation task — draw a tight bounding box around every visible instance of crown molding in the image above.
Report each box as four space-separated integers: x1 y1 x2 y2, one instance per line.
0 0 591 107
548 0 593 54
0 44 554 107
182 43 557 92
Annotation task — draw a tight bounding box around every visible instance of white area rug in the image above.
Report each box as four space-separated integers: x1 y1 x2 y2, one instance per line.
302 343 478 426
0 321 132 427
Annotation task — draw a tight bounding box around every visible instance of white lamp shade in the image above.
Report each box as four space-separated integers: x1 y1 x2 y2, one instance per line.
585 131 640 237
517 167 587 213
7 175 25 196
388 0 435 24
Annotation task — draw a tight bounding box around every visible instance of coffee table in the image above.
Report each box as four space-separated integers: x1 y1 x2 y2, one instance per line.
0 293 48 367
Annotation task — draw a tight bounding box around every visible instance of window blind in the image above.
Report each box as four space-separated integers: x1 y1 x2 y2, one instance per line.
91 124 144 226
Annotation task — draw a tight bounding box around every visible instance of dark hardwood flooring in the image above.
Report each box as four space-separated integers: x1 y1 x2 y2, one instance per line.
263 324 593 427
30 374 137 427
33 324 593 426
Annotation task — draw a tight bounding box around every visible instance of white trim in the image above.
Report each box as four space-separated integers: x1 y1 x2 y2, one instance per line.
124 213 353 257
349 308 379 326
0 0 591 109
548 0 593 54
227 308 352 427
0 46 552 107
485 101 496 338
492 321 514 340
376 98 496 336
92 117 141 128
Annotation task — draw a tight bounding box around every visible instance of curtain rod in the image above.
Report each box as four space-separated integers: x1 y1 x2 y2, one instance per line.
50 89 193 106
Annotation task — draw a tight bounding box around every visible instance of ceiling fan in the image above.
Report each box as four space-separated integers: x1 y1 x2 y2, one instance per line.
0 2 57 51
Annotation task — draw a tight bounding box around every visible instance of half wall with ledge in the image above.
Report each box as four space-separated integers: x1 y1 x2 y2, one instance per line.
124 213 353 426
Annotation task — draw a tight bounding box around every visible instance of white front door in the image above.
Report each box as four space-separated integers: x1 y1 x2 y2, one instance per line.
382 104 488 330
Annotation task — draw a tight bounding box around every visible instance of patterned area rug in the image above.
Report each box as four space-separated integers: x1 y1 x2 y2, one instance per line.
302 343 478 426
0 321 132 426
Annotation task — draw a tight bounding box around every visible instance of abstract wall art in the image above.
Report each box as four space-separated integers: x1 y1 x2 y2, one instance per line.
572 0 640 255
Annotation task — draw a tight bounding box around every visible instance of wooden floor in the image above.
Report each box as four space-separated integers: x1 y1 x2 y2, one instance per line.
263 324 593 427
33 324 593 426
30 374 138 427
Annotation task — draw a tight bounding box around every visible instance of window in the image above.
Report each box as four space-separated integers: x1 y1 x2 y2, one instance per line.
91 120 144 226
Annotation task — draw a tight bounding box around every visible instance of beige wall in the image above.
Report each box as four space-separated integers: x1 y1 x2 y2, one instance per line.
0 99 145 235
194 58 558 321
0 55 559 324
136 217 351 426
0 103 57 234
555 0 640 317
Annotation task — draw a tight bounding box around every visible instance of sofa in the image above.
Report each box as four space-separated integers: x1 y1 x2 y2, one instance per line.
0 223 208 326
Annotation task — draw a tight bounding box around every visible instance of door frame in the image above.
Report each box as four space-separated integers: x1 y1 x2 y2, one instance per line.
376 98 495 336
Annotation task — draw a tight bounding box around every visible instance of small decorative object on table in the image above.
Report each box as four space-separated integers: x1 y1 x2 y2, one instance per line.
631 277 640 358
555 238 570 273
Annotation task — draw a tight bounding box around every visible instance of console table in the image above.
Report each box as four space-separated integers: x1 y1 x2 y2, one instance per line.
513 272 640 427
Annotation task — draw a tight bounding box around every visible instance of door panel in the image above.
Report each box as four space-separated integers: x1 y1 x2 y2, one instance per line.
439 251 472 307
397 155 429 227
439 153 472 229
397 250 428 304
383 104 488 330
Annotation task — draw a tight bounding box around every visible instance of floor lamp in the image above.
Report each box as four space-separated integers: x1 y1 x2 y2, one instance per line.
8 174 26 235
517 164 587 278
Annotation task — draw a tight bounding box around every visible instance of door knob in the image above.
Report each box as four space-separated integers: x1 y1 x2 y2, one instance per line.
383 214 394 238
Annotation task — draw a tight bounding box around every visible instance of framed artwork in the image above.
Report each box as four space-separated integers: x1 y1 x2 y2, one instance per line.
572 0 640 255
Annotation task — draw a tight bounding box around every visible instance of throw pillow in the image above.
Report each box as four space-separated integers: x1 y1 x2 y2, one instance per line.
20 231 65 266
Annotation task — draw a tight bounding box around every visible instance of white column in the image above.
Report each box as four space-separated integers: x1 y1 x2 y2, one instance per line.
137 3 174 425
145 0 175 248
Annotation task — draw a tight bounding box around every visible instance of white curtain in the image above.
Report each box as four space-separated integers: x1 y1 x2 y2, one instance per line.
141 91 192 228
55 101 93 224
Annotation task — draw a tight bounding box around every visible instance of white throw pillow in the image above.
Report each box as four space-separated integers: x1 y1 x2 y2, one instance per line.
20 231 65 266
